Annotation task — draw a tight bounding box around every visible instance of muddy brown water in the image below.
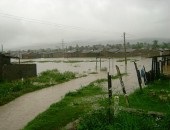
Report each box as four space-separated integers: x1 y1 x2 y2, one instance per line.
1 57 151 130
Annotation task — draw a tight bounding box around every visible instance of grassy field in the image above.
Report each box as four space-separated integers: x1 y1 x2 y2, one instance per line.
78 78 170 130
120 77 170 113
23 81 106 130
0 69 76 106
23 77 170 130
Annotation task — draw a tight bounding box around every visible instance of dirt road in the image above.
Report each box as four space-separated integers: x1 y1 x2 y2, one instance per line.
0 73 105 130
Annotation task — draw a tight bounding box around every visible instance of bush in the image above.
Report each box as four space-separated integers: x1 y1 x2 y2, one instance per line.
0 69 76 105
77 109 170 130
35 70 75 83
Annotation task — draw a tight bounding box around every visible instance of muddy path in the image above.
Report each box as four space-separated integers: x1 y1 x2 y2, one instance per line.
0 73 106 130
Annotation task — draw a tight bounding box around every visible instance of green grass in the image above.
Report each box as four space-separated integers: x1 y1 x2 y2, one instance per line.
23 83 106 130
77 109 170 130
120 78 170 113
22 74 128 130
22 75 170 130
111 73 128 79
34 69 75 83
0 69 76 106
77 78 170 130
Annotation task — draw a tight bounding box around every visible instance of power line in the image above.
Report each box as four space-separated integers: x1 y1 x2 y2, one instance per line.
0 11 122 35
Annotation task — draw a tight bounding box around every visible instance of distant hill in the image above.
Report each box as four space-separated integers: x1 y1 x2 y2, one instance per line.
9 38 170 51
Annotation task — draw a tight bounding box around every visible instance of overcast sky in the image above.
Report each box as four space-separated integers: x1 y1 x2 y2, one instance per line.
0 0 169 50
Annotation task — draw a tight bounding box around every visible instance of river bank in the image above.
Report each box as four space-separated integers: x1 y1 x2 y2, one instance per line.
0 70 76 106
23 77 170 130
0 73 105 130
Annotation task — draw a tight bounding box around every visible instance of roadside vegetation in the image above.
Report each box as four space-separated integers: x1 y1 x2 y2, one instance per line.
120 77 170 113
0 69 76 106
23 77 170 130
23 81 106 130
78 77 170 130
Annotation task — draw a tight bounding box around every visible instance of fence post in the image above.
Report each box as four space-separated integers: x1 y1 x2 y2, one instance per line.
108 72 112 123
116 65 129 107
134 62 142 90
96 57 97 71
100 57 101 71
143 66 148 85
109 58 110 73
112 58 114 75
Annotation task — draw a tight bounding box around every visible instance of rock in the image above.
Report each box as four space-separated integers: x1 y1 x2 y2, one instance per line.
63 119 80 130
148 91 156 97
159 95 168 102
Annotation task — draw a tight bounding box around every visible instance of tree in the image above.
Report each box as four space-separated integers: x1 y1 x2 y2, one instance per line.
126 42 131 48
152 40 159 49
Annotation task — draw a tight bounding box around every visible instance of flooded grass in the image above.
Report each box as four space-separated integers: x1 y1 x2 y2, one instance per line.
0 69 76 106
34 69 75 83
111 73 128 79
116 58 139 62
63 60 84 63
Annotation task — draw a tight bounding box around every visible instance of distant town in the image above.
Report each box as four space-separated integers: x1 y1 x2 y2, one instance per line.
3 40 170 59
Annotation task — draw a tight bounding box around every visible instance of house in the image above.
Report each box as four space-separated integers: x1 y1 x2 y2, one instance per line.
22 52 41 59
0 53 37 81
65 50 79 58
0 53 10 65
103 48 119 57
150 54 170 78
0 53 11 79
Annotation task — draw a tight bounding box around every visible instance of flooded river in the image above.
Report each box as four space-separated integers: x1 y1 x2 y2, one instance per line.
14 57 151 74
21 57 152 92
0 57 152 130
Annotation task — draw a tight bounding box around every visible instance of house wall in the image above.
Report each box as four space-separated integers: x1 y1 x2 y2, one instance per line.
52 52 63 58
0 65 2 80
2 64 37 80
0 54 11 80
22 53 41 59
0 55 10 66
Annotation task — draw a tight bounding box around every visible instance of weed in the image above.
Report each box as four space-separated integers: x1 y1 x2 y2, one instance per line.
77 109 170 130
0 69 76 106
100 67 107 71
23 83 105 130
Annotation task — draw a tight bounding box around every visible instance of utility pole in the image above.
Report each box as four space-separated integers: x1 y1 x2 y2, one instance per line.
62 39 64 58
123 32 127 71
1 44 3 53
62 39 64 50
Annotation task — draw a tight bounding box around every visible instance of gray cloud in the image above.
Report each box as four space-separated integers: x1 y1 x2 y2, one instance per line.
0 0 169 50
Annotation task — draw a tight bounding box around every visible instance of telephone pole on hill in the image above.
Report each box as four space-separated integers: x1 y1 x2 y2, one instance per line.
123 32 127 71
